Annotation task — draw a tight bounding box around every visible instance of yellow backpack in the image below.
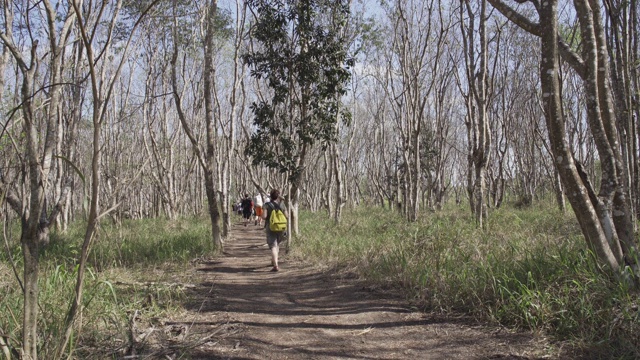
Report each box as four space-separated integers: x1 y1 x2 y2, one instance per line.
268 202 287 232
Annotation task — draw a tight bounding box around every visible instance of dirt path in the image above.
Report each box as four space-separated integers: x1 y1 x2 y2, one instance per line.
166 221 556 360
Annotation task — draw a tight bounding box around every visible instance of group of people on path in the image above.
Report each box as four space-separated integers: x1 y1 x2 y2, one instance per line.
239 193 263 227
236 190 287 272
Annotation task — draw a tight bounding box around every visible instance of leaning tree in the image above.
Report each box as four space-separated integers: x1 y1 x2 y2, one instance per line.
488 0 639 278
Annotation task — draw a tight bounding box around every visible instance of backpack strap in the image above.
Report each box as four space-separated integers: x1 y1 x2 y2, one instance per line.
264 202 275 229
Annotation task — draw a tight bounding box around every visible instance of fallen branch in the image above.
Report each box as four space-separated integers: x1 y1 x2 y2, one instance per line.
114 281 197 289
0 331 19 359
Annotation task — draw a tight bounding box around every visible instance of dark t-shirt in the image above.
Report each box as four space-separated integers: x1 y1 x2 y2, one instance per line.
241 198 253 213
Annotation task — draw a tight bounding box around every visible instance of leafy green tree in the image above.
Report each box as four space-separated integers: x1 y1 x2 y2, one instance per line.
243 0 353 235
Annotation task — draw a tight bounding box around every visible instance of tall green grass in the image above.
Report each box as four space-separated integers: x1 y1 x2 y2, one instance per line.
293 203 640 359
0 216 214 358
44 216 215 269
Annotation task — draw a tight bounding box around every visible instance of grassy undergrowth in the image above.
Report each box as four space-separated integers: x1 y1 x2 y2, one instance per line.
0 217 214 358
2 205 638 358
293 203 640 359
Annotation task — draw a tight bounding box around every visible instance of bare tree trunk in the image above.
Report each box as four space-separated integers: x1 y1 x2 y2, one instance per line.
384 0 445 221
605 0 637 227
201 0 223 248
323 151 334 216
287 143 307 238
171 1 223 250
59 1 162 356
538 0 622 270
6 31 41 360
587 0 638 267
553 167 565 213
141 46 180 220
0 1 78 356
461 0 491 227
332 143 346 224
490 0 640 278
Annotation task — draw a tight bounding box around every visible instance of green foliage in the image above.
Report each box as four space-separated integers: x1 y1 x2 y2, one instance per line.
95 217 212 268
1 259 189 358
0 216 212 357
558 21 581 53
293 204 640 358
243 0 354 175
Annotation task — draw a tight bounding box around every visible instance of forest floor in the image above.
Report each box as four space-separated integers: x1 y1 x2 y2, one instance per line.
144 220 568 360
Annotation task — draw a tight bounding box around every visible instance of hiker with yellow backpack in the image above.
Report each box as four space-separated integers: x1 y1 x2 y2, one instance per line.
262 189 287 272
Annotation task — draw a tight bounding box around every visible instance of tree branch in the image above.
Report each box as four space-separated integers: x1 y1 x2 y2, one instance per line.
486 0 541 35
45 178 73 226
487 0 586 77
0 172 22 215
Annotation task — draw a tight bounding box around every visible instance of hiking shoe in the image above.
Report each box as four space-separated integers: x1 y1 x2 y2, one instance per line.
255 220 257 225
270 266 279 272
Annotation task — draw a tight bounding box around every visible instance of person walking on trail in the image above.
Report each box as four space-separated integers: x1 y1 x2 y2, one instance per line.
262 189 287 272
241 194 253 227
254 193 264 226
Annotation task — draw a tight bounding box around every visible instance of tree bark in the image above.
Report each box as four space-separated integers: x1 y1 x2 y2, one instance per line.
461 0 491 227
488 0 639 277
171 1 223 250
537 0 622 270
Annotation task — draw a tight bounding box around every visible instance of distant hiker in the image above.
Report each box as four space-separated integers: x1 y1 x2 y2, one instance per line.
254 193 264 226
241 194 253 227
262 189 287 272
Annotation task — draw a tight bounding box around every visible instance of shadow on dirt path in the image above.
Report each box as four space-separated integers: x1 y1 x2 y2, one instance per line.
169 220 556 360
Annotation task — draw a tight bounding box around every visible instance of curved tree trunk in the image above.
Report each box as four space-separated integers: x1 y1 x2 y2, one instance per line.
537 0 622 271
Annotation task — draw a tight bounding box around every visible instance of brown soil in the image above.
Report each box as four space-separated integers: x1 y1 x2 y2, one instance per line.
154 221 563 360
